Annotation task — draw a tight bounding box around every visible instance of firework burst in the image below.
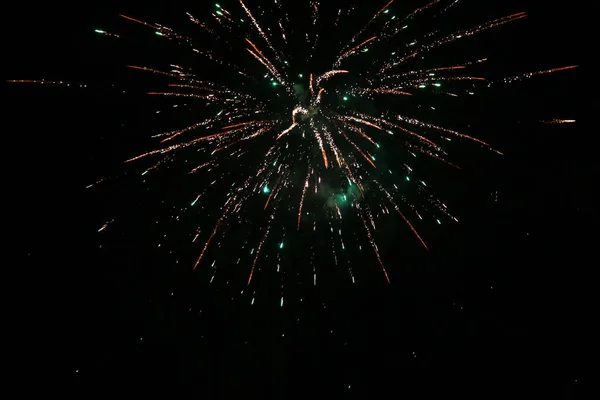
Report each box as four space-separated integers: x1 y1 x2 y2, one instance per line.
11 1 577 291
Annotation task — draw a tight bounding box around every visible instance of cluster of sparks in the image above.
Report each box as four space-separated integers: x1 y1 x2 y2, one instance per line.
12 0 577 292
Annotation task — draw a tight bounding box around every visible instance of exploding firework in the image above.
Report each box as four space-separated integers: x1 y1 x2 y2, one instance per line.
11 1 577 291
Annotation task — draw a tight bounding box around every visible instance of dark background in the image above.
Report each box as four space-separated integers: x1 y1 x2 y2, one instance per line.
6 0 587 398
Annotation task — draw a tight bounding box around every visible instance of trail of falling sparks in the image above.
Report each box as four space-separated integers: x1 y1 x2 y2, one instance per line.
344 0 394 50
292 106 308 124
542 119 576 124
119 14 160 30
406 143 461 169
313 88 325 106
335 36 377 66
239 0 283 64
8 79 79 86
340 131 376 168
86 177 108 189
391 113 502 154
322 125 343 168
189 161 212 174
340 122 378 146
376 181 428 250
382 12 527 72
98 219 115 232
125 122 274 163
386 60 488 79
343 115 384 131
359 210 390 284
127 65 195 81
158 121 213 143
94 29 120 38
316 70 349 86
297 170 310 230
403 0 441 21
357 88 413 96
264 177 283 209
245 38 286 86
310 119 329 168
193 215 225 270
248 224 271 285
491 65 578 85
365 116 442 150
277 123 298 140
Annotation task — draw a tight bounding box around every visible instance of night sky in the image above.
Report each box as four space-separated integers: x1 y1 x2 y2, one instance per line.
7 0 587 397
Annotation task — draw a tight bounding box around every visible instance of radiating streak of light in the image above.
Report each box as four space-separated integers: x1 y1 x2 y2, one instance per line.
382 12 527 72
297 170 310 230
359 209 390 284
541 119 576 124
344 0 394 50
491 65 578 85
376 181 428 250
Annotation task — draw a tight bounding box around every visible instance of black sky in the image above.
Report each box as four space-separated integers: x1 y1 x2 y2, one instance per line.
6 0 587 398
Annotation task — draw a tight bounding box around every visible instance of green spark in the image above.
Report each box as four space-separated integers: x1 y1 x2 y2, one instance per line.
272 81 278 86
263 186 270 194
434 83 441 87
343 96 349 101
384 9 389 14
215 3 220 7
216 10 223 16
155 31 163 36
279 242 284 249
299 74 303 78
437 219 442 225
406 176 410 181
94 29 105 34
